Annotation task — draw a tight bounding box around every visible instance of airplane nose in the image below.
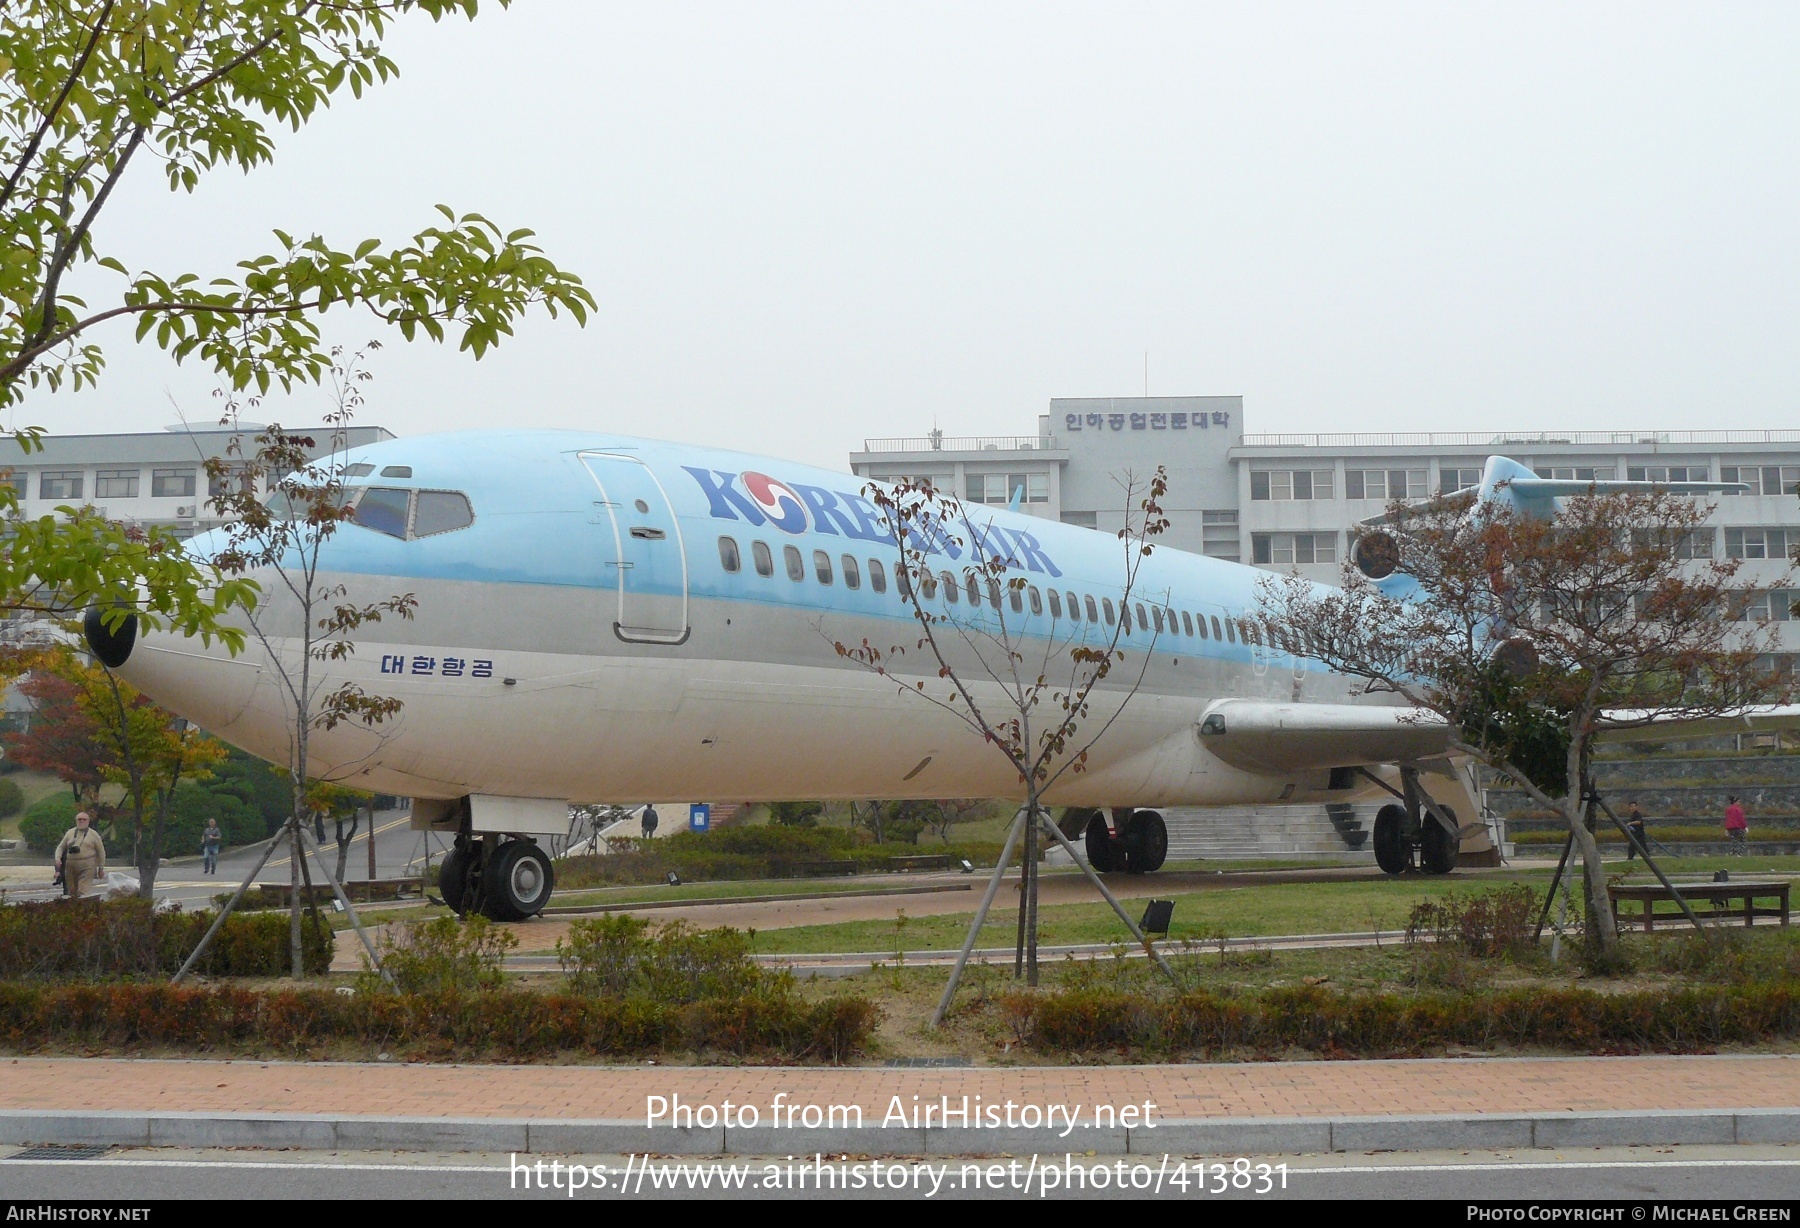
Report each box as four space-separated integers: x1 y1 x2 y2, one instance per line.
83 606 138 668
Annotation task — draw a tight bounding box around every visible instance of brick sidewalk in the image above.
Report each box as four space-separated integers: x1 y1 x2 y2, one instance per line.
3 1055 1797 1122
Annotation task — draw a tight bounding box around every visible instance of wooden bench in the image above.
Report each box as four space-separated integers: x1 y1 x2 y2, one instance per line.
1610 881 1791 933
885 854 953 872
255 876 425 908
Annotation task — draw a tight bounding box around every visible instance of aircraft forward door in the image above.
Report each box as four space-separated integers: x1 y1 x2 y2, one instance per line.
579 452 690 645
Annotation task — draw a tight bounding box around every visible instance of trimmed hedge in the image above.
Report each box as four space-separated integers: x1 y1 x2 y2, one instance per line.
1000 982 1800 1056
0 983 878 1061
556 824 1011 888
0 897 332 980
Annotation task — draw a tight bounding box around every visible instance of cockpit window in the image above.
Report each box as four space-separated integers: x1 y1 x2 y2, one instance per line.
380 465 413 478
351 487 411 539
343 463 375 477
413 490 474 537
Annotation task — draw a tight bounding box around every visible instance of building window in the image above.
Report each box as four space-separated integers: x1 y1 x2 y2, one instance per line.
1346 469 1428 500
752 541 774 577
867 559 886 593
1201 509 1239 561
814 550 833 585
1252 532 1338 566
1439 466 1484 494
1721 465 1800 497
1060 510 1098 529
39 471 82 500
1725 528 1793 560
152 468 196 498
95 468 139 499
1627 463 1705 483
966 472 1050 505
3 470 23 498
1250 469 1333 501
718 537 741 573
1536 466 1615 482
1633 528 1714 559
783 545 804 582
841 554 860 589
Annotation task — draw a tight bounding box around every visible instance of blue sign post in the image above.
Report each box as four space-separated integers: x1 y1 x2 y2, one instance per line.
688 803 710 833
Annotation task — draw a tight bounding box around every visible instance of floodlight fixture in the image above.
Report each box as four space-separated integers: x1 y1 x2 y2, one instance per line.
959 859 974 874
1140 898 1174 936
665 871 682 887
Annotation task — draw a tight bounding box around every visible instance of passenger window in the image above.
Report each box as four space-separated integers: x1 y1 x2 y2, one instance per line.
814 550 833 585
895 566 911 599
1182 611 1193 636
1118 603 1131 633
1102 598 1115 625
753 541 774 577
987 579 1001 611
1084 595 1098 623
1009 585 1023 613
784 545 804 582
1225 618 1237 644
942 571 959 603
719 536 741 573
841 555 860 589
1210 615 1222 640
1152 606 1164 633
411 490 475 537
1243 621 1259 646
920 570 938 599
966 574 981 606
351 487 410 539
869 559 887 593
1048 589 1062 618
1196 612 1208 639
1028 586 1042 615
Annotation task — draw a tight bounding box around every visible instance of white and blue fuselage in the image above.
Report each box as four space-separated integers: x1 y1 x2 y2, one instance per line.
116 429 1391 813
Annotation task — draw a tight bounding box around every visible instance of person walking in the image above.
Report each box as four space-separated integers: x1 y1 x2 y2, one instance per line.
1724 795 1749 856
201 819 222 876
1626 802 1648 861
640 804 659 839
53 811 106 900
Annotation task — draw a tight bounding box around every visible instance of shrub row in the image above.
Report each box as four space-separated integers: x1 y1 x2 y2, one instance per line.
0 898 332 980
1513 826 1799 845
1000 982 1800 1056
0 983 878 1061
555 824 1010 888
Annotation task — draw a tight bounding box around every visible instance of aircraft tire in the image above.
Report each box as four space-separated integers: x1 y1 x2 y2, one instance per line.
439 846 469 915
1373 804 1411 875
1421 808 1460 875
1124 810 1168 874
1084 814 1119 873
481 839 556 921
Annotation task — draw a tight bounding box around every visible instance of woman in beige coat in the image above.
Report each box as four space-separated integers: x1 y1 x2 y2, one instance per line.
54 812 106 900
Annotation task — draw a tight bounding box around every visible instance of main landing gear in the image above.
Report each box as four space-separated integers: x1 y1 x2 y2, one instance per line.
1080 808 1169 874
441 830 556 921
1372 767 1461 876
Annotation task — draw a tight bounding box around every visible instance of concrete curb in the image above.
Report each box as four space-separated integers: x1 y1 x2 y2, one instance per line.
5 1107 1797 1157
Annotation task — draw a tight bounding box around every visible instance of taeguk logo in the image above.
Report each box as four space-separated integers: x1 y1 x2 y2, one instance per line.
740 471 809 534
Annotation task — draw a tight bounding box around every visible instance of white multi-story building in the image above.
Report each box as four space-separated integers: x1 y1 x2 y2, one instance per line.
2 423 395 539
851 397 1800 665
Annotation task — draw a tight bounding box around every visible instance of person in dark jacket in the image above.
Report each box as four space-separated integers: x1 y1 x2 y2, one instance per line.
1625 803 1648 861
640 804 659 839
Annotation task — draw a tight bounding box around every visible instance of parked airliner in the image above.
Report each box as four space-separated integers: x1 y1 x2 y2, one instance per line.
83 431 1796 920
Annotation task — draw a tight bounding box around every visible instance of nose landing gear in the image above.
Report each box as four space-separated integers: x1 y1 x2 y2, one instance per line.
441 823 556 921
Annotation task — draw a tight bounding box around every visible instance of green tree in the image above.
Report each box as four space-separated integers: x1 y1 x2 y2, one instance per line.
0 1 590 636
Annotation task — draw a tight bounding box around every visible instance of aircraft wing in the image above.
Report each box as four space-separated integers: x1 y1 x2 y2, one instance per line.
1596 705 1800 743
1197 699 1450 775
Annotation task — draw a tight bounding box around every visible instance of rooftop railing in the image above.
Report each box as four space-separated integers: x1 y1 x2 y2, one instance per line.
1239 430 1800 449
858 434 1059 453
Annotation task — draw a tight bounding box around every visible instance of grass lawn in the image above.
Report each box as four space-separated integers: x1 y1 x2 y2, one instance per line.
748 872 1555 954
0 770 76 842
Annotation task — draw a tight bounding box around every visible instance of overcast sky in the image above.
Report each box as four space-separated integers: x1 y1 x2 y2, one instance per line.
19 2 1800 470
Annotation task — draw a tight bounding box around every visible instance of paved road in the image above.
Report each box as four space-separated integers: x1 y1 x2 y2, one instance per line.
3 1144 1796 1200
153 811 439 909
